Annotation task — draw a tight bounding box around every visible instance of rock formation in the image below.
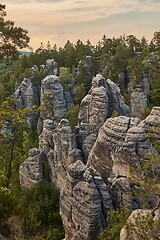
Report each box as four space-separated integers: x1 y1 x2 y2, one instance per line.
17 66 160 240
139 106 160 134
60 160 113 240
39 119 55 158
13 77 39 124
40 75 67 124
46 59 58 75
130 86 148 118
19 148 43 188
47 118 82 188
120 208 160 240
87 116 156 183
77 74 130 159
13 78 39 108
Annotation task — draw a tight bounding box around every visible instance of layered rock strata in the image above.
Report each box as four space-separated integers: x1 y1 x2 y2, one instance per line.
47 119 82 188
40 75 67 124
77 74 130 159
87 116 156 183
60 160 113 240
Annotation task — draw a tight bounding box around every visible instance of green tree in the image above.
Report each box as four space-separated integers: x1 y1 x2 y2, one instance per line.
0 97 37 188
98 208 131 240
18 181 64 239
0 4 30 61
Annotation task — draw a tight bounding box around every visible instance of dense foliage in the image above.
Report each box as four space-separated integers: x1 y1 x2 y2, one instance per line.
0 4 30 61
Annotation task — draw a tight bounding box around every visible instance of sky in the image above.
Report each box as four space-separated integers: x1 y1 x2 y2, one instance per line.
2 0 160 50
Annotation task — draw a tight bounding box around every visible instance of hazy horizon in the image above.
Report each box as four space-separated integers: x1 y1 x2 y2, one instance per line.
2 0 160 50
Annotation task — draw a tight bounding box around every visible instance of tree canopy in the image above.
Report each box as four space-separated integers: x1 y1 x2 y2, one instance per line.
0 4 30 61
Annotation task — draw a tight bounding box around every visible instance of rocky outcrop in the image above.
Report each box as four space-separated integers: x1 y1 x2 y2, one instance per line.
77 74 130 159
139 106 160 134
130 86 148 118
19 148 42 188
13 78 39 124
60 160 113 240
46 59 58 75
40 75 66 123
13 78 39 108
39 119 55 158
87 116 156 183
48 119 82 188
120 208 160 240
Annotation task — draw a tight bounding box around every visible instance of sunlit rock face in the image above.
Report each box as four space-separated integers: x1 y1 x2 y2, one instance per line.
19 148 42 188
87 116 156 183
40 75 67 122
60 160 113 240
77 74 130 160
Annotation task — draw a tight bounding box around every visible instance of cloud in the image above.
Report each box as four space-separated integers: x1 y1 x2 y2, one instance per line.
3 0 160 49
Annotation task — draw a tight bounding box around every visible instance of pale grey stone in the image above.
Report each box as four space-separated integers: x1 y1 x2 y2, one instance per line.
60 161 113 240
19 148 42 188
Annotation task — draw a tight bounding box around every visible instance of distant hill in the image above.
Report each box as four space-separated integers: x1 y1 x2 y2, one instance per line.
19 51 31 57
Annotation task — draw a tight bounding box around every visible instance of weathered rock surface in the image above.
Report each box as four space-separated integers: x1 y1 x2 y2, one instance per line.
19 148 42 187
13 78 39 124
139 106 160 133
110 176 137 209
87 116 155 183
60 160 113 240
46 59 58 75
77 74 130 159
120 208 160 240
40 75 67 124
130 86 148 118
39 119 55 158
13 78 39 108
48 119 82 188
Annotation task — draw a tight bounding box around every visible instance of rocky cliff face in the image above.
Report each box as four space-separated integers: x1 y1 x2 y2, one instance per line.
47 118 82 189
87 115 155 181
77 74 130 160
40 75 67 123
13 77 39 124
60 160 113 240
18 67 160 239
19 148 42 188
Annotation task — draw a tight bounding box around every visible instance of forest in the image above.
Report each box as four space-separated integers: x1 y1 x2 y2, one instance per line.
0 3 160 240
